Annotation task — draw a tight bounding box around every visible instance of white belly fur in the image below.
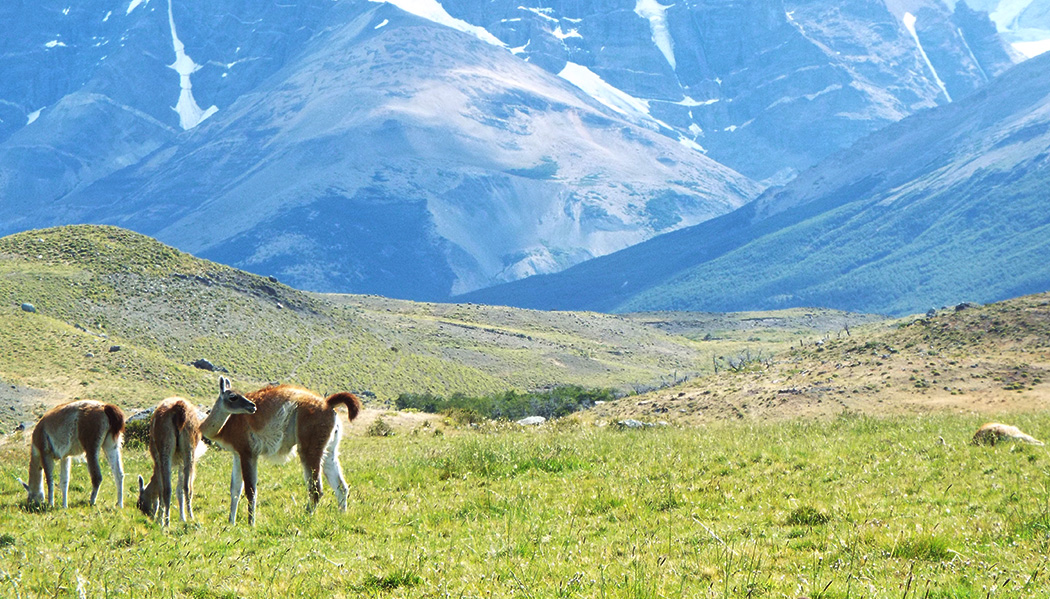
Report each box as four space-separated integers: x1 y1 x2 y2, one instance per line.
251 403 300 462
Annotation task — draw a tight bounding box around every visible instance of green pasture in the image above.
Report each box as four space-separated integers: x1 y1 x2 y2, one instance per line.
1 413 1048 598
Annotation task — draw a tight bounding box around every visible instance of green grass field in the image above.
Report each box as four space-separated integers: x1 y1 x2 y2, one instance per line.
2 413 1048 598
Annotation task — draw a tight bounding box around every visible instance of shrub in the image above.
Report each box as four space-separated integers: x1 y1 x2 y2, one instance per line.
396 386 614 421
365 417 394 437
123 419 151 448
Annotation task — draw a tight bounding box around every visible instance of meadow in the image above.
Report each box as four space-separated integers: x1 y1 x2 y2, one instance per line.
1 412 1048 598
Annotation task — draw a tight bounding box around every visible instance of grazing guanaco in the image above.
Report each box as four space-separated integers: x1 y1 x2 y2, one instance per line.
21 400 125 508
136 397 209 526
200 376 361 525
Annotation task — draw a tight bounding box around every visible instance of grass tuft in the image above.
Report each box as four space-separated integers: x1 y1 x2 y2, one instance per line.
786 505 831 526
358 569 423 592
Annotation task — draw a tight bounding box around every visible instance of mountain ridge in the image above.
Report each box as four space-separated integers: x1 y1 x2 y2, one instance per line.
459 49 1050 315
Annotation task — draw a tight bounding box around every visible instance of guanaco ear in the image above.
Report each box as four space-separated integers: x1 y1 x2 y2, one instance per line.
18 478 28 492
138 475 144 492
219 376 230 393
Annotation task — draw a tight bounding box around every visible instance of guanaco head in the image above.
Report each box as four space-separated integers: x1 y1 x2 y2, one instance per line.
218 376 257 415
136 475 159 518
20 478 43 505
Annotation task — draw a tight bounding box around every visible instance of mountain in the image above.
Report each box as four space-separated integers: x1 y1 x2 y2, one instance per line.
0 0 1020 301
435 0 1018 180
963 0 1050 57
459 50 1050 316
0 0 756 300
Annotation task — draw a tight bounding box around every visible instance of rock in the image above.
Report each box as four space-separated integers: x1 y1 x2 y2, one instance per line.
108 345 120 352
20 303 36 313
127 408 154 422
85 352 94 358
516 416 546 426
268 275 278 283
955 302 978 311
617 419 646 429
190 358 228 373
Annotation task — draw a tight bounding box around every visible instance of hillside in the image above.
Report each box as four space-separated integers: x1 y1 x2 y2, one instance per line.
595 292 1050 423
461 50 1050 315
0 225 864 428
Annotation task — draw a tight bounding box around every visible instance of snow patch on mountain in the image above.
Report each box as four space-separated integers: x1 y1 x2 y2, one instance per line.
676 96 719 107
519 6 558 23
957 27 990 82
903 12 953 103
551 26 582 40
635 0 676 70
371 0 505 46
1014 39 1050 56
558 62 651 118
127 0 149 15
767 84 843 109
166 0 218 129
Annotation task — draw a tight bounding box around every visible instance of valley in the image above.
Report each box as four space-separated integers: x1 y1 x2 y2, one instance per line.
2 1 1050 596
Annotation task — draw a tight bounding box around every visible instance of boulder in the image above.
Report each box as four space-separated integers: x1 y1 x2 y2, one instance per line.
190 358 228 373
516 416 546 426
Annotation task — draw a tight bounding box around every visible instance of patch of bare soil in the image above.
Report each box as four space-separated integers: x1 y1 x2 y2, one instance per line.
345 408 445 436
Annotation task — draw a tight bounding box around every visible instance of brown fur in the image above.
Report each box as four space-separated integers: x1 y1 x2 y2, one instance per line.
137 398 205 526
23 400 126 508
201 378 359 525
972 422 1044 446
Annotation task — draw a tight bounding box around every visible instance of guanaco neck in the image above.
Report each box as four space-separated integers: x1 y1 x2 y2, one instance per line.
199 399 235 441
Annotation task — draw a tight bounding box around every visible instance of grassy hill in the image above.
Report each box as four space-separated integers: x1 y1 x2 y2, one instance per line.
3 228 1050 596
0 225 873 427
599 292 1050 423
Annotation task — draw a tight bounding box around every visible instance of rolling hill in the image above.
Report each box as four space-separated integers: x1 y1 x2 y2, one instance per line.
599 290 1050 423
0 224 861 427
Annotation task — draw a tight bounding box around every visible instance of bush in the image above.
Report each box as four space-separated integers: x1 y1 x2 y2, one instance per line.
395 386 614 421
366 417 394 437
123 419 151 449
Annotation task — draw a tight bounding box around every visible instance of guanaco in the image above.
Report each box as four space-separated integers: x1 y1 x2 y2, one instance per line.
22 400 125 508
136 397 210 526
200 376 360 525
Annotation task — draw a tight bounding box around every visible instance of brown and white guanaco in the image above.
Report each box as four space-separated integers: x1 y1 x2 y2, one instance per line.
21 400 125 508
136 397 213 526
201 376 360 525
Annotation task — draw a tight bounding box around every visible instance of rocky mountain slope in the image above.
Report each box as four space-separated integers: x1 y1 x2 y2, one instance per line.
0 0 1022 303
965 0 1050 56
0 0 757 300
435 0 1017 180
460 50 1050 316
